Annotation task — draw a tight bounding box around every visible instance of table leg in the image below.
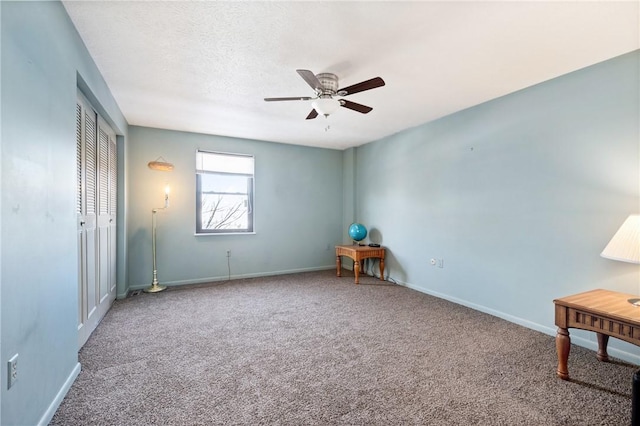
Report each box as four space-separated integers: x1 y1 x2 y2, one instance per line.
354 259 360 284
336 255 342 277
556 327 570 380
596 333 610 362
379 257 385 281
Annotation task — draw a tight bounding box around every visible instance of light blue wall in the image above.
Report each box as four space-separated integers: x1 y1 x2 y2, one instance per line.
1 2 127 425
355 50 640 362
0 1 3 422
126 126 343 291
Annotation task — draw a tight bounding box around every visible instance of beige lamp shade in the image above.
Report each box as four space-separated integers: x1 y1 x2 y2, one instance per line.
148 157 174 172
600 215 640 264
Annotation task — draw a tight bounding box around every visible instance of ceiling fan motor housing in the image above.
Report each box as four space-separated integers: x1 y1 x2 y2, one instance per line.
316 73 339 96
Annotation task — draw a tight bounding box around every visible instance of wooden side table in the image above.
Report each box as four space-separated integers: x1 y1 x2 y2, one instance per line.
335 245 385 284
554 289 640 380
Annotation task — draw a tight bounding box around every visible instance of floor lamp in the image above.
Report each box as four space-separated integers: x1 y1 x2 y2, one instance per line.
145 157 173 293
599 214 640 424
145 185 170 293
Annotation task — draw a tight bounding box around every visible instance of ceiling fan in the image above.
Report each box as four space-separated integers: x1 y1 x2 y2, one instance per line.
264 69 385 120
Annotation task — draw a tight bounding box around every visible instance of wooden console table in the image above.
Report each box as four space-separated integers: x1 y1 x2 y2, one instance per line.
335 245 385 284
554 289 640 380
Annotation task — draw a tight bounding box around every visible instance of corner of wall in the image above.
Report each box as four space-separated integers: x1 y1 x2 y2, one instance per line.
342 147 356 243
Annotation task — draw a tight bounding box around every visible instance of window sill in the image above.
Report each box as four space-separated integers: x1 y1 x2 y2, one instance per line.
194 232 256 236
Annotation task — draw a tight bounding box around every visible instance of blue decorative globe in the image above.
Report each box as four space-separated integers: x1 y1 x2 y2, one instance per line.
348 223 367 242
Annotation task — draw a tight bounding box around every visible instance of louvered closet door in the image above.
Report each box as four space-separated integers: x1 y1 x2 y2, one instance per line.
96 116 117 322
76 104 83 333
77 93 117 349
77 96 99 348
108 131 117 297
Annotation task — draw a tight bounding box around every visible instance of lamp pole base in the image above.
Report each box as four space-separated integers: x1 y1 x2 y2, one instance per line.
143 283 167 293
145 268 166 293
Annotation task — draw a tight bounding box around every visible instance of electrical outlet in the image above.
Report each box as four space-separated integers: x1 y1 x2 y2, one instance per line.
8 354 18 389
226 250 231 258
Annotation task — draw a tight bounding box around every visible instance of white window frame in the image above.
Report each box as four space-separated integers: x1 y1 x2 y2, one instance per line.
195 150 255 235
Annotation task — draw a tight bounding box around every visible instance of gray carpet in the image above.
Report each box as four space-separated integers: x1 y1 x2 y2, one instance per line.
51 270 636 425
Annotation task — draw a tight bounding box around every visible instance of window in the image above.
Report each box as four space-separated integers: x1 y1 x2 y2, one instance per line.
196 150 254 234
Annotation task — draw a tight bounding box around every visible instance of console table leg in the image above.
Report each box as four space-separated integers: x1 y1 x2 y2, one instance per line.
556 327 571 380
379 258 385 281
596 333 610 362
336 256 342 277
633 370 640 426
354 259 360 284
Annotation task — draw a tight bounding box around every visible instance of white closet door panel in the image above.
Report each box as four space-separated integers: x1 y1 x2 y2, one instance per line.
77 99 88 347
96 116 116 317
76 104 83 216
85 110 97 216
85 229 98 319
77 231 85 332
108 134 117 294
84 105 99 317
78 98 100 348
76 103 84 329
98 228 109 303
98 125 109 216
77 93 117 349
109 136 117 216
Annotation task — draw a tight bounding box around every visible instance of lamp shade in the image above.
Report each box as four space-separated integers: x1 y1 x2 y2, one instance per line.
148 157 174 171
601 215 640 264
312 98 340 116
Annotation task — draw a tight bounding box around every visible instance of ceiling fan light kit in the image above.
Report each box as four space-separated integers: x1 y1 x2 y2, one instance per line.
312 98 341 116
265 69 385 120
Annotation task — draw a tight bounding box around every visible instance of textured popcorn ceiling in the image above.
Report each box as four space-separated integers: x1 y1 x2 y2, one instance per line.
62 1 639 150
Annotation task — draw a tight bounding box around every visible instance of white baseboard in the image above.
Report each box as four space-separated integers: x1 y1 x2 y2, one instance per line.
38 362 81 426
125 265 336 293
397 278 640 366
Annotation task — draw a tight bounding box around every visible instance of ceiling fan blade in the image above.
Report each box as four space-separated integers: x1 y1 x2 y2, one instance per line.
297 69 322 91
338 77 385 96
340 100 373 114
264 96 313 102
305 109 318 120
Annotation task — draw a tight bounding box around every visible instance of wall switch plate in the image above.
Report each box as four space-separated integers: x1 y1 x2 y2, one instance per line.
8 354 18 389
